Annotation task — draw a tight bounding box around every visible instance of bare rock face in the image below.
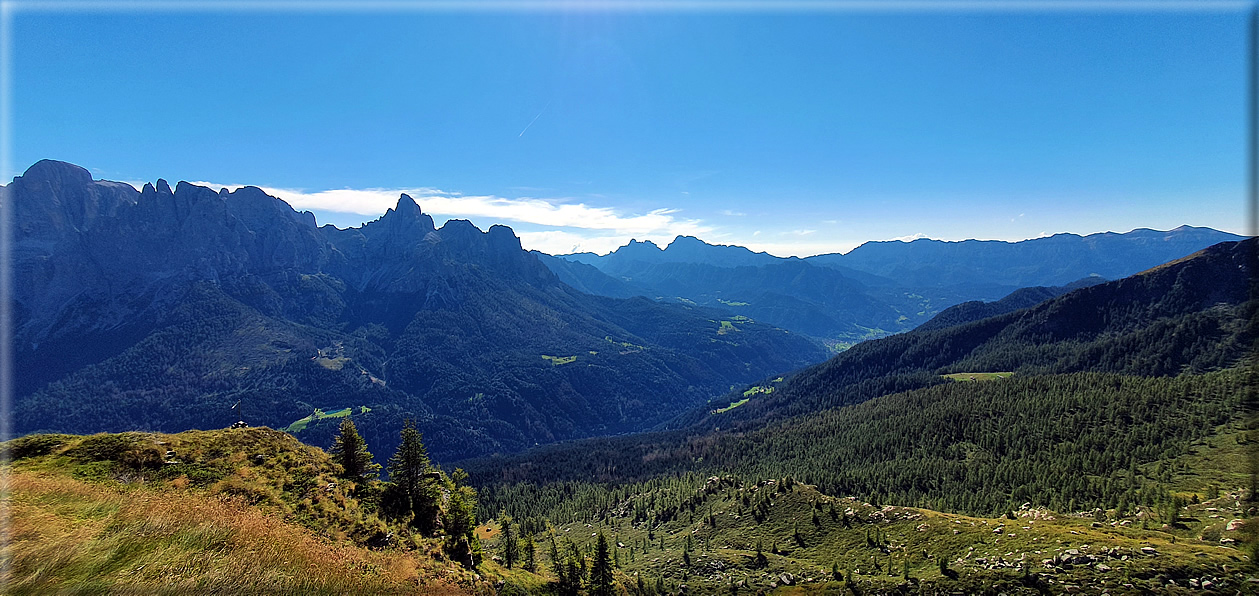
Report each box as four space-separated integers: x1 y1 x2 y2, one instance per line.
12 159 136 241
11 162 334 361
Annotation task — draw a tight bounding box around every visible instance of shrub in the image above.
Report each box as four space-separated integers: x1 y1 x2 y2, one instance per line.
67 433 141 462
3 434 74 460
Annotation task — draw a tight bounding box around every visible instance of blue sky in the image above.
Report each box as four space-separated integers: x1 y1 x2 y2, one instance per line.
5 2 1251 256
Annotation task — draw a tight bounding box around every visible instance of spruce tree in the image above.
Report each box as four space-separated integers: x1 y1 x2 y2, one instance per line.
387 420 439 534
591 532 615 596
330 417 379 483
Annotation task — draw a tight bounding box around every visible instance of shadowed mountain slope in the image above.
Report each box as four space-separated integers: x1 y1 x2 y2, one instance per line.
9 160 826 463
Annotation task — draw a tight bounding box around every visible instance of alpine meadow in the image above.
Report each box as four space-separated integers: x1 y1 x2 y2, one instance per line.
4 5 1255 596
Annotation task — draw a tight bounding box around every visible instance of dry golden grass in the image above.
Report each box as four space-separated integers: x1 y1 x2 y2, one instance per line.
4 470 474 595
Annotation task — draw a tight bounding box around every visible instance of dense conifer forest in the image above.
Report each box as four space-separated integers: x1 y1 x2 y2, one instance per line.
472 369 1249 523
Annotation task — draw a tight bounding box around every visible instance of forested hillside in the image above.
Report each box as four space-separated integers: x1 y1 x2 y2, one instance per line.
465 236 1255 523
473 370 1248 518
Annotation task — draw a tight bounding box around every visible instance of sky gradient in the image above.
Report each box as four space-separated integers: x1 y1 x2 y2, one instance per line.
5 2 1252 256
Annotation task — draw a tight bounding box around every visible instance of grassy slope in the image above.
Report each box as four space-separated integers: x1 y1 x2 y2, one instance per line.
4 428 488 595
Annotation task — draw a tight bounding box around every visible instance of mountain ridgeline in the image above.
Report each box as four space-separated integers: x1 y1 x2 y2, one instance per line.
10 160 826 462
542 228 1244 346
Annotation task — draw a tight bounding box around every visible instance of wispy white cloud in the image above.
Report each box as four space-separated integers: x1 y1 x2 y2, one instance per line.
720 209 746 216
791 229 817 236
740 239 861 258
515 230 638 256
888 232 929 242
165 181 711 255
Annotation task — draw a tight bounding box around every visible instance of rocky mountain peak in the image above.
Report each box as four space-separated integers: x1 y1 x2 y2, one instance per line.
395 193 423 219
19 159 94 188
10 159 138 240
363 193 436 236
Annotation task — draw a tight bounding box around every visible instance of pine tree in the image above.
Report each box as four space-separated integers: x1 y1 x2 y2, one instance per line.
501 515 518 569
591 532 615 596
330 417 380 483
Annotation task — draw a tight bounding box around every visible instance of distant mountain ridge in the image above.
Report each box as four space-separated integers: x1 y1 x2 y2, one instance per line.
564 235 788 269
9 160 826 462
807 225 1246 288
544 227 1242 344
913 275 1107 332
560 227 1244 288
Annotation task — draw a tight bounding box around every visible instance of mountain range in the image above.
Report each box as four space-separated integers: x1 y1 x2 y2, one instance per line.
543 227 1244 346
9 158 1248 466
10 160 824 462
